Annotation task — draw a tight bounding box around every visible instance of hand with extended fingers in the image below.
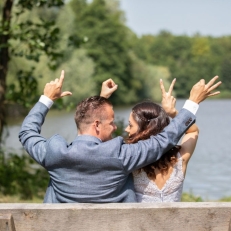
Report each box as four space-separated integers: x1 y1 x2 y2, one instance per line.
160 78 178 118
189 76 222 104
44 70 72 101
100 78 118 99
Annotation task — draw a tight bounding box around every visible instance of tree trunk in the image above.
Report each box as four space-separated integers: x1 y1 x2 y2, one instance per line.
0 0 13 144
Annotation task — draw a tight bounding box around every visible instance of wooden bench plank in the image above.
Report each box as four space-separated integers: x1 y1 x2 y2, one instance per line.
0 203 231 231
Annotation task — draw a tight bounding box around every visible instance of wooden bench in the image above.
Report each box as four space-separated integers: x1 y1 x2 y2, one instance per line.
0 203 231 231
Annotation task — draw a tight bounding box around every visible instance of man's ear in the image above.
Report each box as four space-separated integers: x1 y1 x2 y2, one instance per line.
94 120 101 132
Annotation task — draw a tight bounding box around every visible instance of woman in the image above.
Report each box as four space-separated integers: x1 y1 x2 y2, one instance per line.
125 79 199 202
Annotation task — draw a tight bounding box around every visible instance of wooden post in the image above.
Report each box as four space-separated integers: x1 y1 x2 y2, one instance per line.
0 214 16 231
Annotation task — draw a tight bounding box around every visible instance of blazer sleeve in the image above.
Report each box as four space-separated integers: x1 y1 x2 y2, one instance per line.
119 108 196 173
18 102 50 166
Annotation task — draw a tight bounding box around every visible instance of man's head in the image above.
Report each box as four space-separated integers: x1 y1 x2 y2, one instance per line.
75 96 117 141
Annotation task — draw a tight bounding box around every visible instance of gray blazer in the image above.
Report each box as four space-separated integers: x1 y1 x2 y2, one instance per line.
19 102 195 203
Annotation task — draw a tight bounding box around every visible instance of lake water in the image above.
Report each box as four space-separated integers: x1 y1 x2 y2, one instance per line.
2 99 231 201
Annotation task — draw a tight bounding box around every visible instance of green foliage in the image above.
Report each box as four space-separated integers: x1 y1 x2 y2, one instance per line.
218 196 231 202
69 0 140 105
7 0 230 113
55 49 97 107
35 0 173 108
133 32 231 98
6 68 40 108
0 148 49 200
11 20 62 67
2 0 231 122
112 117 128 138
16 0 64 9
220 55 231 91
181 192 203 202
1 0 65 109
182 193 231 202
129 52 171 102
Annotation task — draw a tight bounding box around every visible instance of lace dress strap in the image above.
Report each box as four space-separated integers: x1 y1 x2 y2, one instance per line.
175 152 183 172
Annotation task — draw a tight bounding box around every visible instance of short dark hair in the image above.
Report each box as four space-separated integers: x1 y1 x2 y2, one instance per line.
75 96 112 132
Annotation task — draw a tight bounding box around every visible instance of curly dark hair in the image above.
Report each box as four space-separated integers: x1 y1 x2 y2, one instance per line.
75 96 112 132
126 100 181 179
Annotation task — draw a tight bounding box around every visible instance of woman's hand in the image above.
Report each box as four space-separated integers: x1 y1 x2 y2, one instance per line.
100 78 118 98
160 78 178 118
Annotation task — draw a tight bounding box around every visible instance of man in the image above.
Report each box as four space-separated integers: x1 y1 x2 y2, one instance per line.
19 70 221 203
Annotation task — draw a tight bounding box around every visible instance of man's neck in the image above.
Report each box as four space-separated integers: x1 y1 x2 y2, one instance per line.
78 130 102 141
77 133 102 142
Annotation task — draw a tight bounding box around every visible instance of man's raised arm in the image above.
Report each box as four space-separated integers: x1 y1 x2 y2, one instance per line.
120 76 222 172
19 70 72 165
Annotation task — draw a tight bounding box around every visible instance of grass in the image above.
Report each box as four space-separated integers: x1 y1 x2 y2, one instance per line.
1 193 231 203
0 194 43 203
181 192 203 202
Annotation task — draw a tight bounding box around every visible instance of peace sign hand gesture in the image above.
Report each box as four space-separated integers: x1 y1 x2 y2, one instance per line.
160 78 178 118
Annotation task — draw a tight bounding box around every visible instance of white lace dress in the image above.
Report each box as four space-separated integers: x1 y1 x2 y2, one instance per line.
133 153 184 202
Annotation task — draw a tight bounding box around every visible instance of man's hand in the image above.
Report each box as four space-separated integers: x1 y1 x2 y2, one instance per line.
100 78 118 98
189 76 222 104
160 78 178 118
44 70 72 101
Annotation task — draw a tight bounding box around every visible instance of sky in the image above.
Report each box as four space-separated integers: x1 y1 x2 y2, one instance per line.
120 0 231 37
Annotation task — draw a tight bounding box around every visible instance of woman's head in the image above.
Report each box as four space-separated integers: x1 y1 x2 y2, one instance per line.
125 100 180 178
125 101 170 144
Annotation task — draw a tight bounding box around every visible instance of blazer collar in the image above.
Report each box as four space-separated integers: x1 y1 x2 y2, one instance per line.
74 135 102 143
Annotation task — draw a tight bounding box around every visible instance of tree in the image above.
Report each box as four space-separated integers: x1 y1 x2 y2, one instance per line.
54 49 97 107
69 0 140 105
0 0 64 142
129 52 171 102
221 56 231 91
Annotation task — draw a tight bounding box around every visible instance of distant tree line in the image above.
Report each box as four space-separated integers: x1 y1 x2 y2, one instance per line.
132 31 231 98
